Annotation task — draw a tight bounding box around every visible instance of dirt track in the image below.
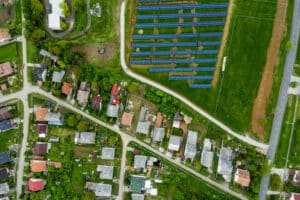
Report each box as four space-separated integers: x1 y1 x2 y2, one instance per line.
251 0 288 140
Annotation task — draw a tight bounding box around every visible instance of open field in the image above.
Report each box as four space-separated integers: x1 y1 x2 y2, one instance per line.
0 42 22 63
127 0 278 135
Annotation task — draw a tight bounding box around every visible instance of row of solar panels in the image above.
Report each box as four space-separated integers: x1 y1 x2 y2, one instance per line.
137 3 229 11
132 32 223 40
149 67 215 72
135 21 225 28
169 75 213 80
189 84 211 88
130 58 217 64
137 12 227 20
132 41 221 48
132 49 218 56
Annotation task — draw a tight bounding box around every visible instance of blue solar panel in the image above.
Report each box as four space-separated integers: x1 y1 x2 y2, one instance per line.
130 58 217 64
131 50 219 56
132 41 221 48
135 21 225 28
139 0 174 2
137 12 227 20
189 84 212 88
169 75 213 80
133 32 223 40
149 67 215 72
137 3 229 11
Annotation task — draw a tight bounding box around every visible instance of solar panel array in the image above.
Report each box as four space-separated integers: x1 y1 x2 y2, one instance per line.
131 1 228 88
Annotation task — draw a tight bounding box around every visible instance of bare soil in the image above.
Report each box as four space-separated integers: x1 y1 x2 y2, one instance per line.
212 0 235 87
74 146 95 157
251 1 288 140
0 7 12 25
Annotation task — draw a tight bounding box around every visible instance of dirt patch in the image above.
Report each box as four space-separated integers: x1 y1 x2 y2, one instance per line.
251 1 288 140
212 0 235 87
72 43 117 65
0 7 12 25
74 146 95 157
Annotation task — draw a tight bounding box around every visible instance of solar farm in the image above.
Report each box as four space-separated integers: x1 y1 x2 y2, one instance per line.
129 0 229 89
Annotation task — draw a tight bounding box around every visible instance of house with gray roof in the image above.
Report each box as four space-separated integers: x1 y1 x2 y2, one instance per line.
0 152 10 165
201 139 214 169
168 135 182 151
134 155 147 170
131 193 145 200
130 175 146 193
45 112 63 126
106 104 120 118
74 132 95 145
97 165 114 180
136 121 150 135
217 147 233 182
40 49 58 62
139 106 148 121
0 182 9 195
51 70 65 83
101 147 115 160
152 127 165 142
86 182 112 197
184 130 198 160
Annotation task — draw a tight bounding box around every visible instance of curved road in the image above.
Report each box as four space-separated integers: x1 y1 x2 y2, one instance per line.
119 1 269 151
259 0 300 199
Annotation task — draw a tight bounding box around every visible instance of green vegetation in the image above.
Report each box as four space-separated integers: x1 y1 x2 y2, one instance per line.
0 42 22 63
270 174 282 191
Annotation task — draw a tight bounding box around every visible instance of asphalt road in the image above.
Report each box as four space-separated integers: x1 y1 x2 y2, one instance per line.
259 1 300 199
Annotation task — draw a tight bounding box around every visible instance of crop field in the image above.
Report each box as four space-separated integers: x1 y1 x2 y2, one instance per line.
127 0 278 134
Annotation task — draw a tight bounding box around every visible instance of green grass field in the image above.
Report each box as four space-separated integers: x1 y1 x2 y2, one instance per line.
127 0 278 135
0 42 22 63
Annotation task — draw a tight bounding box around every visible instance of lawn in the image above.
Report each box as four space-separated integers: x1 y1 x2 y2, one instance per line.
27 40 42 63
127 0 278 135
0 42 22 63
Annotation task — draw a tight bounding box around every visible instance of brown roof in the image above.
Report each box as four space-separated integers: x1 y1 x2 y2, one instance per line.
32 143 48 155
155 112 163 128
92 95 102 110
294 171 300 184
121 112 133 126
234 169 250 187
28 178 45 191
0 107 10 121
0 62 13 78
35 108 49 121
61 82 73 95
47 161 62 168
32 155 44 160
30 160 47 172
0 29 11 42
291 193 300 200
1 84 7 91
36 124 48 135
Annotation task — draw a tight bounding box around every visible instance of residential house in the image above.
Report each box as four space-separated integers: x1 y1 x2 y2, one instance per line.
201 139 214 169
0 62 13 78
136 121 150 135
76 82 90 106
51 70 65 83
0 29 11 43
74 132 95 144
168 135 182 152
172 111 182 128
91 95 103 111
32 142 51 155
134 155 147 170
48 0 64 30
47 161 62 169
0 106 11 121
36 124 48 138
49 136 60 143
0 152 10 165
130 175 146 193
217 147 233 182
33 65 47 84
290 193 300 200
106 84 120 118
139 106 148 122
101 147 115 160
0 183 9 196
85 182 112 198
35 108 63 126
184 130 198 160
0 119 13 132
61 82 73 99
234 169 250 187
30 160 47 172
155 112 163 128
0 168 9 181
293 170 300 185
131 194 145 200
28 178 45 192
121 112 134 126
96 165 114 180
40 49 58 62
152 127 165 142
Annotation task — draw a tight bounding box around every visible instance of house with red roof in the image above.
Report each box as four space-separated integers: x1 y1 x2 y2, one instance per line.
28 178 45 192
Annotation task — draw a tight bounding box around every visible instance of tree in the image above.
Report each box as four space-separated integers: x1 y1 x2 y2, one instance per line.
108 136 118 146
60 2 70 17
270 174 281 191
83 192 95 200
66 115 77 127
77 120 88 131
72 0 85 11
31 29 45 41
